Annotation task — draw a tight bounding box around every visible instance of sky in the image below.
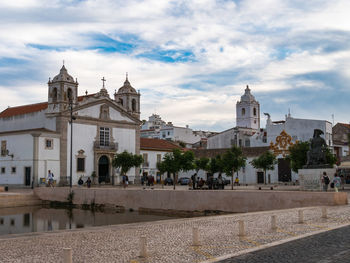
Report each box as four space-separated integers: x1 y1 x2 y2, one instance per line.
0 0 349 132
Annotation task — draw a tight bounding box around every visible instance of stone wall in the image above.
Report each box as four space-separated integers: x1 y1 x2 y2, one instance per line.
34 188 348 213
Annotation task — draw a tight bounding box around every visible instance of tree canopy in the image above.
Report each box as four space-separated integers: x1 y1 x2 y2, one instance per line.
157 149 194 189
112 151 143 176
287 141 337 172
251 151 277 184
222 146 247 189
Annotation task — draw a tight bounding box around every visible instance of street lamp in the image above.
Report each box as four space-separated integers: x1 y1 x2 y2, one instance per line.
69 98 76 189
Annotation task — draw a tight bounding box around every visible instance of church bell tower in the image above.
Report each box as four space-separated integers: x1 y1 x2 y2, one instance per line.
47 65 78 113
236 85 260 130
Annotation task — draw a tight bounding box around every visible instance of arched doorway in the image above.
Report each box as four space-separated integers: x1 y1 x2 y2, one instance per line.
98 155 110 184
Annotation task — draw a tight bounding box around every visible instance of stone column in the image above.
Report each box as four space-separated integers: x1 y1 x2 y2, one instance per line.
31 132 41 187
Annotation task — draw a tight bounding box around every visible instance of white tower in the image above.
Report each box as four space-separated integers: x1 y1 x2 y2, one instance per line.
47 65 78 113
236 85 260 130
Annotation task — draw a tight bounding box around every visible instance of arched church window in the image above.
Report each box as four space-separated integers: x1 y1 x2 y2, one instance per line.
52 88 57 102
132 99 136 112
253 108 257 116
67 88 73 101
119 98 123 106
242 108 245 116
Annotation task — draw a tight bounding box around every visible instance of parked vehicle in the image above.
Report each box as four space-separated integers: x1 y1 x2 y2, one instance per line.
178 177 191 185
164 177 173 185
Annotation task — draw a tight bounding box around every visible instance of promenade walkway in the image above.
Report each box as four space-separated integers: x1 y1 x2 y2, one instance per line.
0 199 350 262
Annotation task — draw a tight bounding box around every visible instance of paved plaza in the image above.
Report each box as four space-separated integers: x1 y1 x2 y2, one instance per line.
0 195 350 263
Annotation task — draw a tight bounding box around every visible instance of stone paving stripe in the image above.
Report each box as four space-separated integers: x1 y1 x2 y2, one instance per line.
200 222 350 263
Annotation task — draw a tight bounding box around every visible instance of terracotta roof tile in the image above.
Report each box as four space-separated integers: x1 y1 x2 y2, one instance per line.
140 138 182 151
0 94 96 118
339 123 350 129
0 102 48 118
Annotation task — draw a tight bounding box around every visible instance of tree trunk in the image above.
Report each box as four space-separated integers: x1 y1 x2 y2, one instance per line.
264 169 267 185
173 173 176 190
231 173 234 190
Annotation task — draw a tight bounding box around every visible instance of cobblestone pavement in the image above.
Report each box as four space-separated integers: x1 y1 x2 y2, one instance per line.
0 203 350 262
220 225 350 263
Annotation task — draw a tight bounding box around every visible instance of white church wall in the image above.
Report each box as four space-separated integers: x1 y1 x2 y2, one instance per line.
67 123 96 185
207 128 236 149
0 111 56 133
114 128 136 181
109 107 133 122
0 134 33 185
267 117 332 146
38 137 60 184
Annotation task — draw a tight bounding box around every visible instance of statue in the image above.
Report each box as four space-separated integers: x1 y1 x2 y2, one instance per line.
305 129 328 167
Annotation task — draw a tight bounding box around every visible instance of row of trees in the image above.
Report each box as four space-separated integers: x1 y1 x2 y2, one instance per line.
111 140 337 187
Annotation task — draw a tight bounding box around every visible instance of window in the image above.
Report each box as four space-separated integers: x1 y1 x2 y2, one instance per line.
67 88 73 101
23 214 30 227
45 139 53 149
253 108 257 116
1 141 6 157
1 167 5 174
242 108 245 116
132 99 136 111
119 98 123 106
167 132 170 136
99 127 110 146
0 218 3 225
52 88 57 102
239 139 242 147
11 167 16 174
77 158 85 172
142 153 148 163
10 219 15 226
245 139 250 147
157 154 161 163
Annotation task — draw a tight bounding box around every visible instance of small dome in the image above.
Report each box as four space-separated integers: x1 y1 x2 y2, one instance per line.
240 85 256 102
117 74 137 94
52 65 75 83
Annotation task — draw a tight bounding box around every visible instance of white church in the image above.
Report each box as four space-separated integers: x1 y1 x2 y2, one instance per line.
0 65 141 187
207 85 332 184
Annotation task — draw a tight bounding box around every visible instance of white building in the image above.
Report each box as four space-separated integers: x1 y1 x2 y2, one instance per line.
0 66 141 186
207 86 333 183
140 138 182 182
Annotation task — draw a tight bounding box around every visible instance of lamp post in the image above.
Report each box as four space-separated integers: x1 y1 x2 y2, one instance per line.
69 99 76 189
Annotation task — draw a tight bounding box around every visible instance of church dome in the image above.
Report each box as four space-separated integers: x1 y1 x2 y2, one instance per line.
117 74 137 94
240 85 256 102
52 65 75 83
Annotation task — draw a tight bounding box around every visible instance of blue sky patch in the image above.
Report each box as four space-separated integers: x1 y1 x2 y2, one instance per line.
137 49 196 63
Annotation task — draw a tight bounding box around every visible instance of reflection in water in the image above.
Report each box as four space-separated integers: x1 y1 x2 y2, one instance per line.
0 206 179 236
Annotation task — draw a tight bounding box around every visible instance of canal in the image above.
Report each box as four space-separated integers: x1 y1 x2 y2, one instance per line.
0 205 182 236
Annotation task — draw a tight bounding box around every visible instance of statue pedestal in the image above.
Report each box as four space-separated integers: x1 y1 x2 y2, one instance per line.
299 168 336 191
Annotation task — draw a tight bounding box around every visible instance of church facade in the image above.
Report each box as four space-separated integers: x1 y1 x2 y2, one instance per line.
0 66 141 186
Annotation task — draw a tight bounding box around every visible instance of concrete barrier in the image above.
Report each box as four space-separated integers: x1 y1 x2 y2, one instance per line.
34 188 348 213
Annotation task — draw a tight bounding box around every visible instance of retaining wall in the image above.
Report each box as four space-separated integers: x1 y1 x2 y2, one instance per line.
34 188 348 213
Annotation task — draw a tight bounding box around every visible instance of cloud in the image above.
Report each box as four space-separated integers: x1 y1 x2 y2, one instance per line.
0 0 350 131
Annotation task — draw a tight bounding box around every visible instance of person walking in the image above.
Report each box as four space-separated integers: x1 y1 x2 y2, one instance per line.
86 177 92 188
47 170 54 187
333 173 341 192
322 172 330 192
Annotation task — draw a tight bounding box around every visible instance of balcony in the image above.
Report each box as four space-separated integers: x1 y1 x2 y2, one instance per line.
94 141 118 151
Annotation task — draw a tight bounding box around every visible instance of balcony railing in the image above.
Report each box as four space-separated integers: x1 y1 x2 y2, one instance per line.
94 141 118 151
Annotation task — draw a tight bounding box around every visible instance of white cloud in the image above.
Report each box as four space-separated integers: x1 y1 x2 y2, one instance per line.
0 0 350 131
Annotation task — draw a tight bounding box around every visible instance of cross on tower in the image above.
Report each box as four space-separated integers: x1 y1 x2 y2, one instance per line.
101 77 106 88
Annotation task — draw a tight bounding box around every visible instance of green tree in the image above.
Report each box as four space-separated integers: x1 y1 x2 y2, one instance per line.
208 155 222 177
157 149 194 189
222 146 247 190
112 151 143 182
251 151 277 184
287 141 337 172
287 141 309 173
